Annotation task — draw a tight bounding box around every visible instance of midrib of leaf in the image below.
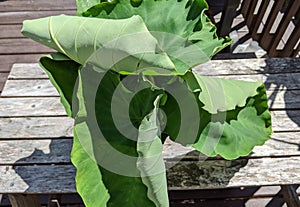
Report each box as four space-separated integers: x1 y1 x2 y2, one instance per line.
93 22 105 52
49 16 68 57
75 19 88 63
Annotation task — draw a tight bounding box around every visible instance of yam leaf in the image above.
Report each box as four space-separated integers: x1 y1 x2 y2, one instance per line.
181 71 272 159
73 64 170 206
39 53 80 117
72 125 110 207
137 96 169 206
185 72 263 114
76 0 101 14
80 0 232 74
193 107 272 159
22 15 175 74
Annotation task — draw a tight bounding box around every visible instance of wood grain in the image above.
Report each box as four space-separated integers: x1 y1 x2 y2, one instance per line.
0 139 72 164
2 80 59 97
0 25 23 39
1 156 300 193
0 109 297 139
163 132 300 160
0 117 73 138
12 58 300 79
3 79 300 110
0 10 75 25
0 54 43 72
0 165 76 193
0 39 55 55
1 130 300 165
0 0 76 12
0 98 66 117
166 156 300 190
194 58 300 75
9 64 48 79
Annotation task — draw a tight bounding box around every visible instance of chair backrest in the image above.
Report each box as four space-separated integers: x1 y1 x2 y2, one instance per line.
241 0 300 57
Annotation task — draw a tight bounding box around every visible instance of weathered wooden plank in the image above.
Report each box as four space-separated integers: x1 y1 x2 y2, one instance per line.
0 39 54 55
194 58 300 75
0 54 43 72
0 139 72 164
0 89 298 117
3 72 300 98
11 58 300 79
0 165 76 193
267 90 300 110
253 132 300 157
9 64 48 79
163 132 300 160
0 11 75 25
2 131 300 165
1 156 300 193
0 82 4 94
0 72 8 93
209 73 300 90
0 117 73 138
171 197 287 207
0 98 66 117
0 25 23 39
0 0 76 12
271 110 300 131
0 110 297 139
2 80 59 97
166 156 300 190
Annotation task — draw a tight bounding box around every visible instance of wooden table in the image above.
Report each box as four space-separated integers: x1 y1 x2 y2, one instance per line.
0 58 300 207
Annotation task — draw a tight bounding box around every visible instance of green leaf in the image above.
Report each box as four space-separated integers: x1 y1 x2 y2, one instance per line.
39 53 80 117
180 71 272 159
81 0 232 73
137 96 169 207
76 0 101 14
193 107 272 159
74 65 165 206
22 15 175 74
72 124 110 207
185 72 263 114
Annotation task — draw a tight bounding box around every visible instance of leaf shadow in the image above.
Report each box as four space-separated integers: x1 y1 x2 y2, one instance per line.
12 138 76 193
262 58 300 127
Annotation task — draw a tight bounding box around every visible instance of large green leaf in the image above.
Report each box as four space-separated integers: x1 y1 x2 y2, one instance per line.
74 64 170 206
76 0 101 14
181 71 272 159
193 107 272 159
72 125 110 207
185 72 263 114
22 15 175 74
39 53 80 117
81 0 232 74
137 96 168 206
